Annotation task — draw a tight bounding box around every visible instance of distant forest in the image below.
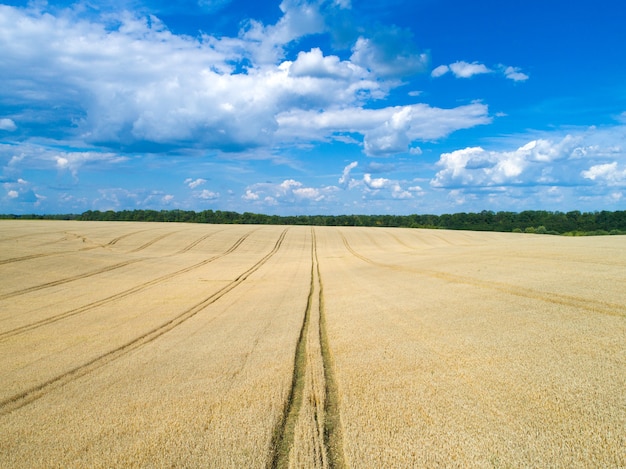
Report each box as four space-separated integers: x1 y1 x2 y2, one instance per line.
2 209 626 235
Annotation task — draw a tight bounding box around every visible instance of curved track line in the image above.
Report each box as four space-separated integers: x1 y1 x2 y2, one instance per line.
0 230 67 243
339 232 626 318
0 260 142 301
0 229 288 416
0 232 254 341
104 230 148 247
176 231 222 254
0 252 68 265
130 231 178 253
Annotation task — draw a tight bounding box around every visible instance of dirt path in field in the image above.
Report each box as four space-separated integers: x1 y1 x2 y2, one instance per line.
269 228 345 469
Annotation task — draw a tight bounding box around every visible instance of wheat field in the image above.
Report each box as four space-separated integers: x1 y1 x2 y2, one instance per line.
0 220 624 468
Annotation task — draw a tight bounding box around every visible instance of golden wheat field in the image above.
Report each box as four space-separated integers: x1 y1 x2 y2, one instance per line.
0 220 624 468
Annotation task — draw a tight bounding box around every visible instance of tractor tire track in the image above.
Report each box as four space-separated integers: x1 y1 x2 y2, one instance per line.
0 230 161 265
129 231 178 253
0 252 69 265
269 228 345 469
0 231 254 341
104 230 148 247
0 229 288 416
176 230 222 254
0 259 143 301
315 229 346 469
339 232 626 318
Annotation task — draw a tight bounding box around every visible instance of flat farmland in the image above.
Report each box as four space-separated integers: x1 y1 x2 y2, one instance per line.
0 220 624 468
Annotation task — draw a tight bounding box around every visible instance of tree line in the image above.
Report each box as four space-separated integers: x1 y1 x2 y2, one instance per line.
2 209 626 235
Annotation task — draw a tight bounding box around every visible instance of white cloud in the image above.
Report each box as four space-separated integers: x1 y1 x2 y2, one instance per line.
431 133 615 189
53 151 126 178
360 173 414 200
0 4 483 159
293 187 323 200
363 173 390 190
196 189 220 199
289 47 358 79
503 65 529 82
240 0 326 65
391 183 412 199
582 162 626 185
242 178 338 206
185 178 207 189
339 161 358 186
0 3 427 155
7 190 18 198
432 62 529 82
449 61 491 78
350 27 429 78
431 64 449 78
0 118 17 131
242 189 260 201
277 102 491 156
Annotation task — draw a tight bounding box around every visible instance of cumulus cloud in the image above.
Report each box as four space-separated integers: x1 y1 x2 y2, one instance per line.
242 178 338 205
289 47 358 79
185 178 207 189
363 173 389 190
196 189 220 199
449 61 491 78
350 26 429 77
430 64 449 78
0 118 17 131
502 66 529 82
432 61 529 81
339 161 358 186
277 102 491 156
0 3 439 156
3 177 44 205
582 162 626 185
361 173 413 199
431 135 595 188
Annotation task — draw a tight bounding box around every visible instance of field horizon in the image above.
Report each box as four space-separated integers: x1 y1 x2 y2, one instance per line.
1 220 624 467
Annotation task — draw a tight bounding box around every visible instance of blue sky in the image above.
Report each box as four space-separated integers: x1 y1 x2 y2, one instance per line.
1 0 625 215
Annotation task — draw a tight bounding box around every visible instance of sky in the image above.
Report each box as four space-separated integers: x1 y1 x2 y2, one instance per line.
1 0 625 215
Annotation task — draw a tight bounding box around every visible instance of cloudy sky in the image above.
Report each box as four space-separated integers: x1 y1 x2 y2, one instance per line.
1 0 625 215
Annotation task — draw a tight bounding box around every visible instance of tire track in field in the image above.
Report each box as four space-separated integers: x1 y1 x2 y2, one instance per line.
0 230 67 243
176 230 222 254
0 231 254 341
0 252 68 265
0 259 143 301
339 232 626 318
104 230 148 247
0 229 288 416
269 228 345 469
0 230 151 265
0 230 219 302
129 231 178 253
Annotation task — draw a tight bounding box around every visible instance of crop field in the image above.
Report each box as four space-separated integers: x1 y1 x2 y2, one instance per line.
0 220 625 468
